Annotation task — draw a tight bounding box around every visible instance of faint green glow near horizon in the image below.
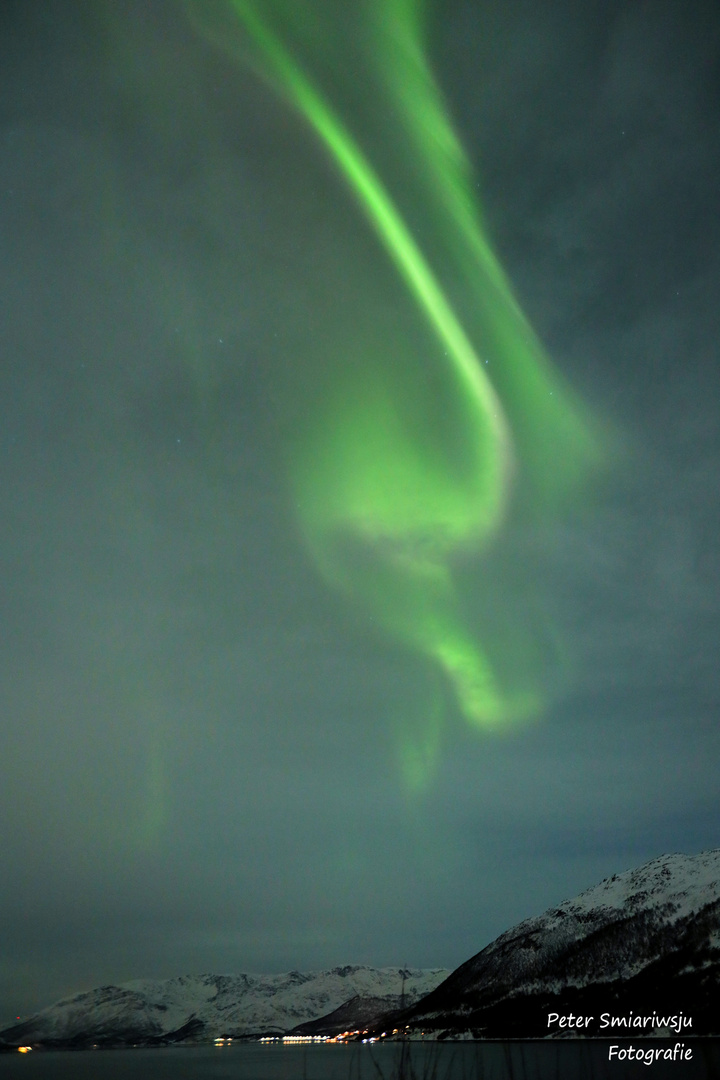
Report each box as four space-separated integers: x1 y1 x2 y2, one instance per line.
187 0 605 769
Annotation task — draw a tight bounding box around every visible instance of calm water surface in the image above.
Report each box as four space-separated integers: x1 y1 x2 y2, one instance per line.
1 1041 718 1079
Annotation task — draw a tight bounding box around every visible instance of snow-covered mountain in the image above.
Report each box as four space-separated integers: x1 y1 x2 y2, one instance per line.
398 849 720 1039
0 966 449 1048
4 850 718 1047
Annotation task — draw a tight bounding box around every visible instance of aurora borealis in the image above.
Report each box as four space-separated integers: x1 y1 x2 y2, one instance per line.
1 0 719 1026
189 0 605 739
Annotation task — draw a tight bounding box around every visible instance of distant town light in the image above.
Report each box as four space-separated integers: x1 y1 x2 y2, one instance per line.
281 1034 330 1043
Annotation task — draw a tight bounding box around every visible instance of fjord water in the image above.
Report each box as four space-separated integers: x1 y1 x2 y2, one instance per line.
1 1042 719 1080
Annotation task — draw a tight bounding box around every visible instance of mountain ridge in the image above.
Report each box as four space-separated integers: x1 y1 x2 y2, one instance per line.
0 966 449 1047
393 848 720 1038
3 848 719 1046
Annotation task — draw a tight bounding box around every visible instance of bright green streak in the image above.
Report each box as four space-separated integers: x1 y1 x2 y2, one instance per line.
187 0 605 746
218 0 511 533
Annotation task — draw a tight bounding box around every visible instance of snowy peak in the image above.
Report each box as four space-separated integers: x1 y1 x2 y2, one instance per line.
0 966 449 1047
552 849 720 920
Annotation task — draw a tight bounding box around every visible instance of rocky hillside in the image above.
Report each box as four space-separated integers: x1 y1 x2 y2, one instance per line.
397 849 720 1038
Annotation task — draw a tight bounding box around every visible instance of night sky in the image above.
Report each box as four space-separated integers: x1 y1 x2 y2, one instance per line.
2 0 719 1023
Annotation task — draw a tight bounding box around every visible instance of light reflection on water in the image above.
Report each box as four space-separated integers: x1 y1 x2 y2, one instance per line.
0 1041 718 1080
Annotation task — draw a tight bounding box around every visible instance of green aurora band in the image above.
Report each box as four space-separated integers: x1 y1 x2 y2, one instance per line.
187 0 605 754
